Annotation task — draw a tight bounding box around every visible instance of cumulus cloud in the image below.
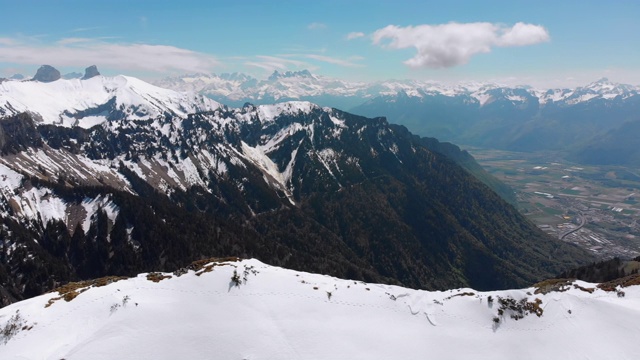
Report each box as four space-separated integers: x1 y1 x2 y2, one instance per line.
346 32 365 40
0 37 221 74
497 22 550 47
372 22 550 68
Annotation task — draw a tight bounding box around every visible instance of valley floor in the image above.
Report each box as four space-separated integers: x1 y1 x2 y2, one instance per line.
469 147 640 259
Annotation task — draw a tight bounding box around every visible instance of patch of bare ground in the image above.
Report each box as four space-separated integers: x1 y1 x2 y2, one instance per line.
45 276 128 308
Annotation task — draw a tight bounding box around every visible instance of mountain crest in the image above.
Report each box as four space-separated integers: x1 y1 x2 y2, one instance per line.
32 65 61 82
82 65 101 80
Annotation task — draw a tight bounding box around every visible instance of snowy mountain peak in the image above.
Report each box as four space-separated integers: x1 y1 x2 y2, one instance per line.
155 69 640 109
256 101 319 122
0 74 220 127
268 69 314 81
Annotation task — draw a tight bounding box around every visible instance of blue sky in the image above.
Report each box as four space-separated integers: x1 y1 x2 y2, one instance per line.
1 0 639 87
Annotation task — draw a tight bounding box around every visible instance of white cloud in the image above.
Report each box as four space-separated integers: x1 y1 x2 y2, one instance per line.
372 22 550 68
346 32 365 40
245 55 313 72
56 37 93 45
0 38 221 74
307 22 327 30
244 53 362 72
71 26 103 33
497 22 550 47
0 38 16 45
304 54 363 68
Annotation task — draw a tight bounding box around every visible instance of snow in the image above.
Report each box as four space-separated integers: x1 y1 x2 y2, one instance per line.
0 163 23 189
256 101 317 123
1 258 639 360
0 76 220 126
153 70 640 110
239 142 295 205
14 187 67 224
471 93 493 106
81 195 120 233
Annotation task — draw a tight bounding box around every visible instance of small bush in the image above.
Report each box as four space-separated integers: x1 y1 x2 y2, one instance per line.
231 270 242 287
1 311 27 344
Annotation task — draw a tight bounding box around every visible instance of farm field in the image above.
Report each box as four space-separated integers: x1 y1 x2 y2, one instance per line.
468 148 640 259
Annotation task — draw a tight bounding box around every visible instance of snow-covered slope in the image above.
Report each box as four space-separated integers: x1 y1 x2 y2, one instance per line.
0 75 220 127
1 258 638 360
0 101 348 202
0 161 122 237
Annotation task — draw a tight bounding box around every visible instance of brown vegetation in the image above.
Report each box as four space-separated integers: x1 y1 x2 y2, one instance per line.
146 273 173 282
597 274 640 292
533 278 573 294
45 276 128 308
444 292 476 300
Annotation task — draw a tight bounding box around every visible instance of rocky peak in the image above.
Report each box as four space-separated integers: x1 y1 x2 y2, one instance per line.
62 72 82 80
82 65 101 80
32 65 61 82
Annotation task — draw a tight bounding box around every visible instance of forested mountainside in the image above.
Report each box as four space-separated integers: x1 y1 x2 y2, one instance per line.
0 103 591 306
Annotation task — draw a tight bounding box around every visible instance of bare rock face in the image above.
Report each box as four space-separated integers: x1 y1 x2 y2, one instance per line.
82 65 100 80
32 65 61 82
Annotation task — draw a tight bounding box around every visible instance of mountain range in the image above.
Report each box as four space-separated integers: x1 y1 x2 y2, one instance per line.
154 71 640 162
0 66 590 306
1 257 638 360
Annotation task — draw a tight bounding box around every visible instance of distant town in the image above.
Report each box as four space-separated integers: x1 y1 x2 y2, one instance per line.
469 148 640 259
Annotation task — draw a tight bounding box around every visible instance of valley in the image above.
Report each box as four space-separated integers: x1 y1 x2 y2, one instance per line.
468 148 640 259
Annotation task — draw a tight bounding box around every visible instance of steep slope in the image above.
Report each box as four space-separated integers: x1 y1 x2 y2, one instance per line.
569 119 640 166
0 99 591 304
1 258 639 360
417 136 517 205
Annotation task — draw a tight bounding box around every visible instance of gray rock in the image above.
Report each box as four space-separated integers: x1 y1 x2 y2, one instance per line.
63 72 83 79
82 65 100 80
32 65 61 82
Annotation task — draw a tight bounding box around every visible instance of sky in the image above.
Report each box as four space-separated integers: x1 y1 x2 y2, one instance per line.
1 0 639 88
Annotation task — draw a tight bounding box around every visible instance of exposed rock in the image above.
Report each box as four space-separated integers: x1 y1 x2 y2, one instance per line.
9 74 24 80
32 65 61 82
63 72 83 79
82 65 100 80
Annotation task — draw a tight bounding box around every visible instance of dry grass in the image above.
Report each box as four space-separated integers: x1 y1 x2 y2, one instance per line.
573 284 595 293
187 257 241 271
445 292 476 300
146 273 173 282
597 274 640 292
45 276 128 308
533 278 573 294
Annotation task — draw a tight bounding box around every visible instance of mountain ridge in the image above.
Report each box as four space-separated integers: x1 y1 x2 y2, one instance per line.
0 72 591 306
1 257 638 360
